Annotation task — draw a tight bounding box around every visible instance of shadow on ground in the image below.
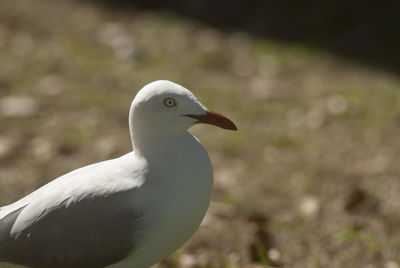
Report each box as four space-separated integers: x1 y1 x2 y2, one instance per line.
93 0 400 74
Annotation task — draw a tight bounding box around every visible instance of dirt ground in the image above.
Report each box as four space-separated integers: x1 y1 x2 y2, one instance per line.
1 1 400 267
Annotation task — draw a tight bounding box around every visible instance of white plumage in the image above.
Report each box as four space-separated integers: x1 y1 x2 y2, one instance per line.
0 80 236 268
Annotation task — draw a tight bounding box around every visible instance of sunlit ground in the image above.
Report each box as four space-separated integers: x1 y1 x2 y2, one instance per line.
1 0 400 267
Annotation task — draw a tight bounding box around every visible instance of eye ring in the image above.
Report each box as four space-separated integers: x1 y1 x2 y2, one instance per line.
163 97 177 108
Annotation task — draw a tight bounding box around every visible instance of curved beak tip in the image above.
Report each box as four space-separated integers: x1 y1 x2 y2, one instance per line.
185 111 237 131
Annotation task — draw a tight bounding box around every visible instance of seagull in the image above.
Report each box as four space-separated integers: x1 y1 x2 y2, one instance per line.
0 80 237 268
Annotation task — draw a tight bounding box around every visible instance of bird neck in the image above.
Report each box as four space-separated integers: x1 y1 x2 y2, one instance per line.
129 119 191 159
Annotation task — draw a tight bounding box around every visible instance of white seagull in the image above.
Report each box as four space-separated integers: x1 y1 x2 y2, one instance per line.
0 80 237 268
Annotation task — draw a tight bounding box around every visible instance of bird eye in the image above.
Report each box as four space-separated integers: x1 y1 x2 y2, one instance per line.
163 97 177 108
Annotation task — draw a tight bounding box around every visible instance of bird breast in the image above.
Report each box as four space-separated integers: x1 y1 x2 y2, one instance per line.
118 133 213 268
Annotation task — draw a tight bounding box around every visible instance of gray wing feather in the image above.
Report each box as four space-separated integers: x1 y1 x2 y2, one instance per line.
0 152 147 268
2 191 143 268
0 206 26 260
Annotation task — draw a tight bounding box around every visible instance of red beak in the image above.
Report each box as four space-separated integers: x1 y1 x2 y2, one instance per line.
185 111 237 131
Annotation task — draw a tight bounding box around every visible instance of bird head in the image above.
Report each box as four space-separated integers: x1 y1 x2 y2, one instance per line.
129 80 237 134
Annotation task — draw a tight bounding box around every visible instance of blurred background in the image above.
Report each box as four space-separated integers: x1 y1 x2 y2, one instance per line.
1 0 400 267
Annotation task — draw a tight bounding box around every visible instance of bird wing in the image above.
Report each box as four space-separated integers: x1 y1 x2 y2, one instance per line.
0 152 147 268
